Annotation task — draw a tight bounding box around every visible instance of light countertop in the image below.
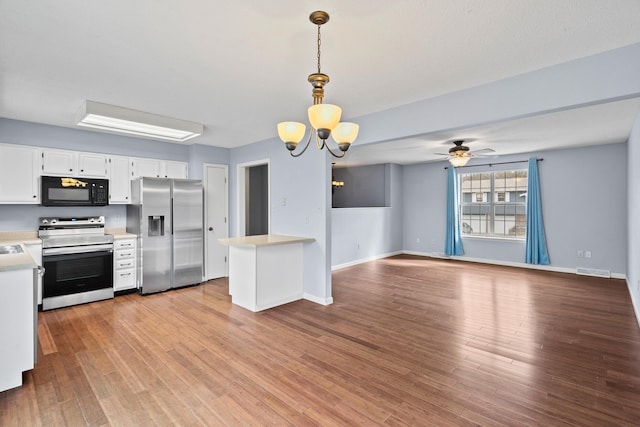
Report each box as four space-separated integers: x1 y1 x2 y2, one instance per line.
0 243 38 272
0 231 40 246
105 228 136 239
218 234 314 247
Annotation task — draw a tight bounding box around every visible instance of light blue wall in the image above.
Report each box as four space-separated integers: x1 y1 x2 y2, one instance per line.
229 138 333 303
627 113 640 322
0 118 229 230
187 144 230 180
402 143 628 275
331 164 403 267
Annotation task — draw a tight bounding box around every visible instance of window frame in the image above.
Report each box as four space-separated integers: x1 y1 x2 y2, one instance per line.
459 169 528 240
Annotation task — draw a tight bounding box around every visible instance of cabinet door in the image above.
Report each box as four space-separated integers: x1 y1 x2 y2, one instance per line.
109 156 132 203
132 158 162 178
78 153 108 177
163 161 188 179
41 149 76 175
0 144 40 203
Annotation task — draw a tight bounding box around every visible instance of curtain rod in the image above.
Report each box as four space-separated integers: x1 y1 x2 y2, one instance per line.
444 158 543 170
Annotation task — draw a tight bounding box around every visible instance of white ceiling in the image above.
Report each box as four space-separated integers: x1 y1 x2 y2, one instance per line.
1 1 639 162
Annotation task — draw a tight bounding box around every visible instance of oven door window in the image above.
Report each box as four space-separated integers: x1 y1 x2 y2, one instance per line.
43 251 113 298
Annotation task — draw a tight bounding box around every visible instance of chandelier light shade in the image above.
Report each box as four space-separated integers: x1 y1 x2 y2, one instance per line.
332 122 359 151
277 122 307 151
277 11 359 158
308 104 341 136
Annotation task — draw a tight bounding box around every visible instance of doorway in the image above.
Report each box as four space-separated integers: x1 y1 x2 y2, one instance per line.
237 159 270 237
204 163 228 280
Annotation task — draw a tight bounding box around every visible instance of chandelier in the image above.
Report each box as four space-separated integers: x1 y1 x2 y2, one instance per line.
277 11 359 158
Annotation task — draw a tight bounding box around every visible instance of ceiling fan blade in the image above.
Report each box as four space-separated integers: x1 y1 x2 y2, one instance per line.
472 148 495 155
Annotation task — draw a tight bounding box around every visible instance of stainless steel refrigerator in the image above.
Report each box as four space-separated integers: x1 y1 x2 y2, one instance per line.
127 178 204 294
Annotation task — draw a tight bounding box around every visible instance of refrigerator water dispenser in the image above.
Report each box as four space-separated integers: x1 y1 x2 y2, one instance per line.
148 216 165 236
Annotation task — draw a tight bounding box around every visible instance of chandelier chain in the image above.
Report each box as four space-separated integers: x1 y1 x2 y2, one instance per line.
317 24 322 74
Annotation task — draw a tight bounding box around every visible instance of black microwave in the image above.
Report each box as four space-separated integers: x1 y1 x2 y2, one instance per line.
41 176 109 206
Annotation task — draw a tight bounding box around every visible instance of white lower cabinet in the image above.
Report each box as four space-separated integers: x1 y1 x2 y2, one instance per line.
0 267 36 392
114 237 136 292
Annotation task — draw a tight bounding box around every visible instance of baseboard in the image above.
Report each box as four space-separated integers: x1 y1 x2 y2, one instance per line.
304 293 333 306
401 250 627 279
331 250 403 271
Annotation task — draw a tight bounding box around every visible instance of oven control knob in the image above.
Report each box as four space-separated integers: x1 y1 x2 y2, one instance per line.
51 219 57 224
41 219 48 224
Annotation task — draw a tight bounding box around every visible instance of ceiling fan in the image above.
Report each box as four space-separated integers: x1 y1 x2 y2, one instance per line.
436 139 495 167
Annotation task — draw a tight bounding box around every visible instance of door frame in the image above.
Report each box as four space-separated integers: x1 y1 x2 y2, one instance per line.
236 158 270 237
204 163 229 280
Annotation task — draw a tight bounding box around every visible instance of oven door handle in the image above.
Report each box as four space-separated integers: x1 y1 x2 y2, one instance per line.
43 244 114 256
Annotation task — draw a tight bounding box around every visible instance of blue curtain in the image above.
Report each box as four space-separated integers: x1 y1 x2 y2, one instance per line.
525 158 550 264
445 167 464 256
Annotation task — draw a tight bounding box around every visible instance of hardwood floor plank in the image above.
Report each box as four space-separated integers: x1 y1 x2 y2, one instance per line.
2 255 640 426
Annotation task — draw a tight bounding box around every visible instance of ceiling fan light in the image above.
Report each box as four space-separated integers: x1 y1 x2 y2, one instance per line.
449 156 471 167
308 104 341 133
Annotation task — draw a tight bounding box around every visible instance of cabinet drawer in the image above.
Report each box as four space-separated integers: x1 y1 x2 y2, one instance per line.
114 268 136 291
116 249 135 259
115 240 136 250
116 259 135 270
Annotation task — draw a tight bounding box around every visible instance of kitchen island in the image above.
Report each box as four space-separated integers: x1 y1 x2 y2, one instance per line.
218 234 314 312
0 242 38 392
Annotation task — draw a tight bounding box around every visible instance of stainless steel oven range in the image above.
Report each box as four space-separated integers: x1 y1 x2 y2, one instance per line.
38 216 114 311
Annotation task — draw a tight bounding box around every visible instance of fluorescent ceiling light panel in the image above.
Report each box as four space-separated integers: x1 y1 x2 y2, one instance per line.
76 100 203 143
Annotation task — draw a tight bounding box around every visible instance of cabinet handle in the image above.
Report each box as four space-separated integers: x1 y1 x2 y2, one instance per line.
69 168 73 172
121 273 131 277
81 169 84 172
33 195 37 198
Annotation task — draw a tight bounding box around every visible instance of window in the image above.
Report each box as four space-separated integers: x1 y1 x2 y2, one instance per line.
459 170 528 238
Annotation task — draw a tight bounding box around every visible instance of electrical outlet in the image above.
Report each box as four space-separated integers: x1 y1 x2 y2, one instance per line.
577 250 583 258
585 250 591 258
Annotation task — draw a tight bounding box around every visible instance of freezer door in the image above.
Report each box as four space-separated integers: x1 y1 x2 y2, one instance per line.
172 179 204 288
140 178 172 294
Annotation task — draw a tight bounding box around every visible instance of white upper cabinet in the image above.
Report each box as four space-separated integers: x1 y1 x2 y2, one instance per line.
132 158 188 179
164 161 188 179
0 144 40 203
131 158 163 178
78 153 108 177
41 149 75 175
108 155 132 203
41 149 108 178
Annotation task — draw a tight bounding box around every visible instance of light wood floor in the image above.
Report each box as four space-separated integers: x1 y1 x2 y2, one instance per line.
2 255 640 426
